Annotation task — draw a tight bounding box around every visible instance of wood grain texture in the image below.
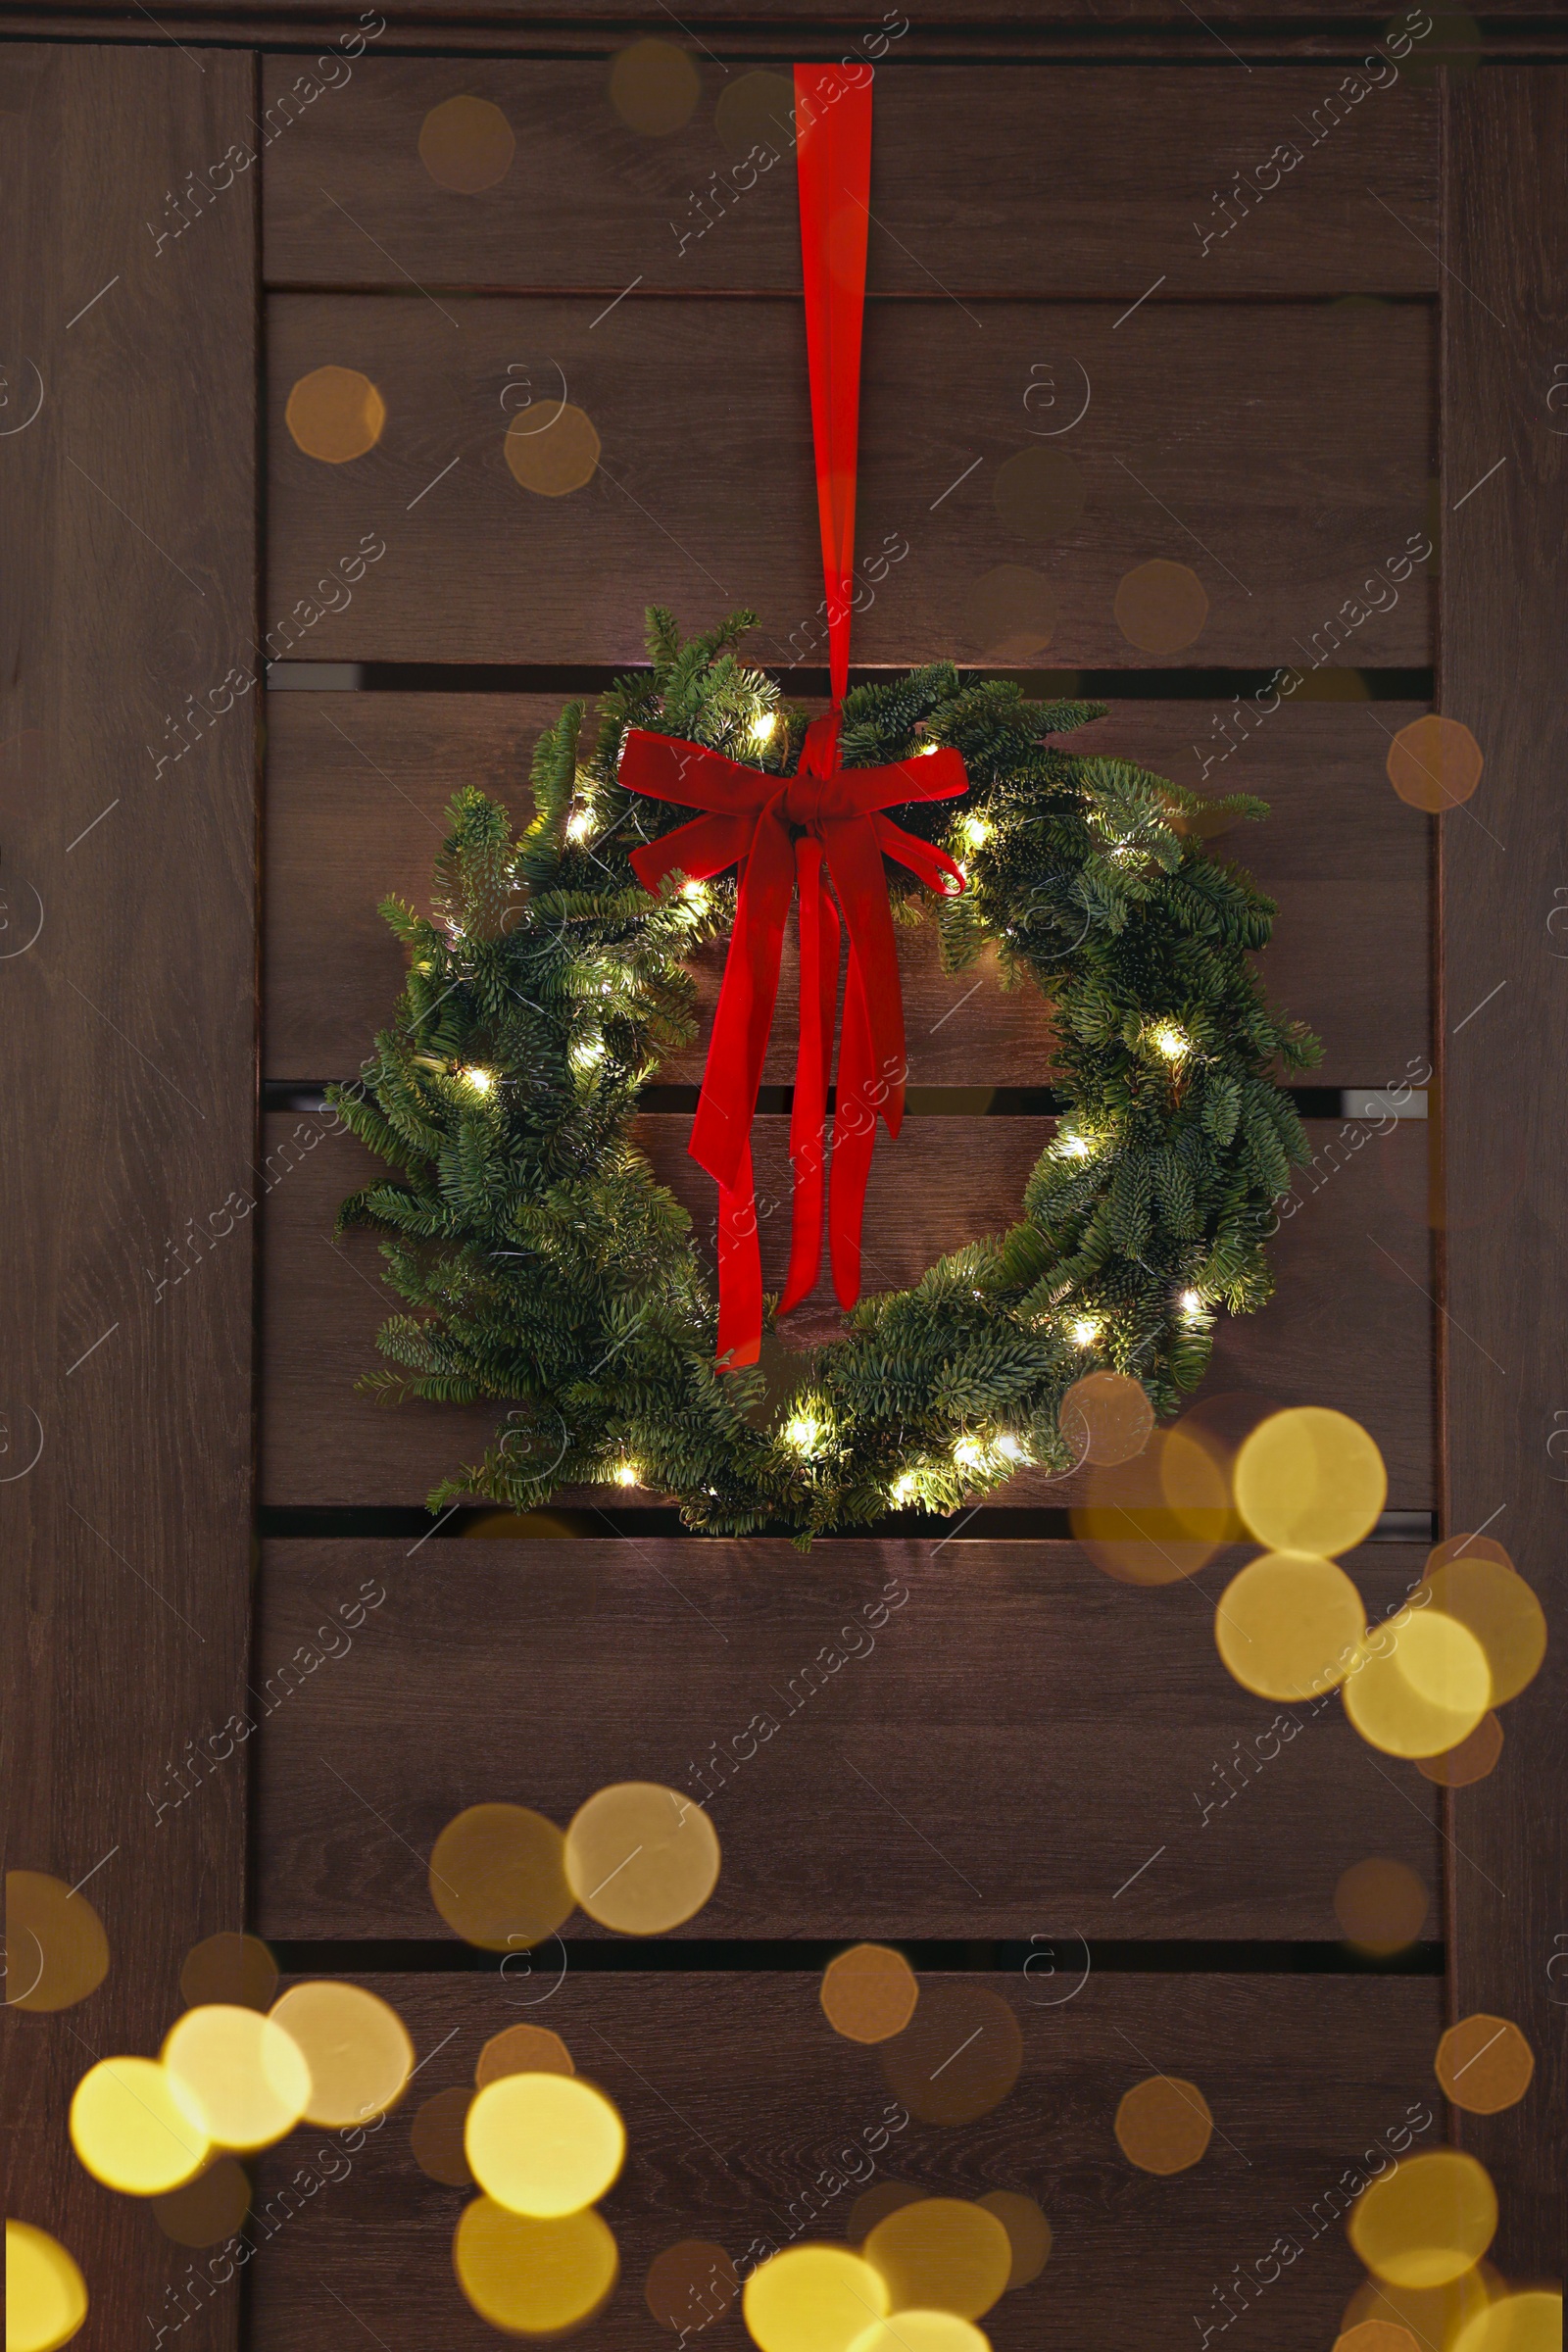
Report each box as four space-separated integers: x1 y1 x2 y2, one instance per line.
1441 66 1568 2278
262 692 1433 1090
262 59 1437 297
266 293 1435 667
251 1538 1439 1940
243 1970 1445 2350
0 43 258 2351
258 1112 1435 1507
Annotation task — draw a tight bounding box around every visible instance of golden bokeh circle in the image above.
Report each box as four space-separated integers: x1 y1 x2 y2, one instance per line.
4 1872 109 2013
849 2181 925 2239
285 366 385 465
564 1782 720 1934
1342 2260 1501 2350
1234 1407 1387 1555
152 2155 253 2247
1417 1710 1503 1788
1435 2014 1535 2115
1453 2294 1565 2352
645 2238 740 2331
1334 2326 1423 2352
69 2056 208 2195
1427 1532 1514 1577
466 2071 625 2216
820 1944 919 2044
1214 1551 1366 1700
961 565 1059 663
179 1931 277 2013
5 2220 88 2352
1113 2074 1213 2175
1072 1425 1232 1585
863 2198 1011 2320
1344 1613 1491 1759
994 446 1087 541
428 1801 574 1951
269 1981 414 2129
1348 2149 1497 2288
1421 1558 1546 1704
975 2190 1052 2289
609 39 700 136
848 2321 991 2352
743 2246 890 2352
878 1983 1023 2126
1114 560 1209 655
1058 1370 1154 1467
418 95 515 193
476 2021 574 2086
1334 1858 1431 1952
162 2003 312 2150
411 2085 474 2185
505 404 602 497
714 70 796 158
1386 715 1483 812
454 2197 619 2334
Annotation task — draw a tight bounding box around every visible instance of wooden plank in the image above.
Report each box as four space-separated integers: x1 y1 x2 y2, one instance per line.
263 60 1437 298
1441 66 1567 2278
244 1970 1445 2350
252 1538 1438 1941
262 692 1432 1091
265 294 1434 668
0 41 258 2349
258 1112 1435 1507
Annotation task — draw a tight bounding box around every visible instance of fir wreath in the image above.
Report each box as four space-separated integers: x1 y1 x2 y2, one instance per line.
332 609 1320 1541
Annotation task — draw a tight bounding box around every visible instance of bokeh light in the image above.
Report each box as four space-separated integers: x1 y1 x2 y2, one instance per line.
4 1872 109 2013
1214 1552 1366 1700
1435 2014 1535 2114
646 2239 740 2332
878 1984 1023 2126
976 2190 1052 2289
162 2004 311 2149
1114 560 1208 655
1234 1408 1387 1555
418 95 515 192
411 2084 474 2185
1334 1859 1431 1953
993 446 1086 540
564 1783 720 1934
1453 2294 1564 2352
454 2197 619 2334
820 1944 919 2044
1348 2150 1497 2288
849 2181 925 2239
69 2056 208 2194
152 2155 252 2247
5 2220 88 2352
743 2245 890 2352
1072 1425 1233 1585
714 70 796 157
1418 1712 1504 1788
1343 1614 1491 1758
1341 2258 1501 2349
1058 1370 1154 1467
428 1802 574 1951
505 406 602 497
179 1931 277 2012
1334 2325 1423 2352
476 2022 574 2086
1421 1557 1546 1704
284 366 385 464
962 566 1059 663
847 2321 991 2352
609 39 700 135
863 2198 1011 2320
1427 1533 1513 1576
1386 715 1483 812
1113 2075 1213 2174
466 2072 624 2216
269 1982 414 2129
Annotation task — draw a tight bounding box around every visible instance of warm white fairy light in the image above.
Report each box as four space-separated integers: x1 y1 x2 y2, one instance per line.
570 1033 605 1073
1069 1315 1101 1348
783 1412 823 1456
1057 1132 1092 1160
461 1066 495 1096
917 740 942 757
892 1472 919 1505
953 1437 986 1471
1178 1289 1204 1321
996 1434 1030 1463
565 806 596 843
752 710 777 743
682 879 710 907
1152 1022 1190 1062
614 1461 641 1487
957 811 993 851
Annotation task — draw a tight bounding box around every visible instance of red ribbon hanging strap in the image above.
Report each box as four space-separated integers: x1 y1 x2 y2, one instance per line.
795 64 873 707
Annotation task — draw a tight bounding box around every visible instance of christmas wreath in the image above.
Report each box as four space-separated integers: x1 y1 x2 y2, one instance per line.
331 605 1319 1539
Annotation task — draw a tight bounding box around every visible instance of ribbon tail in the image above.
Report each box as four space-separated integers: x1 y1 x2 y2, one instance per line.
781 838 840 1315
716 1140 764 1370
829 947 879 1312
690 806 796 1197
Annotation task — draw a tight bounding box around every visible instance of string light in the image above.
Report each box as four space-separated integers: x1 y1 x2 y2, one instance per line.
1057 1133 1092 1159
891 1473 919 1505
682 880 710 907
917 740 942 757
569 1035 605 1073
957 811 993 851
783 1413 823 1456
1178 1289 1204 1321
565 806 596 843
752 710 777 743
997 1434 1030 1463
614 1462 641 1487
953 1438 986 1471
1152 1023 1190 1062
462 1067 495 1096
1069 1315 1101 1347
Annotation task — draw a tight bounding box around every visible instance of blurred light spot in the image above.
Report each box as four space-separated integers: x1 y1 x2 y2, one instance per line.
847 2321 991 2352
1421 1557 1546 1703
454 2197 619 2333
1386 715 1483 811
962 566 1059 663
1435 2014 1535 2115
1113 2075 1213 2174
179 1931 277 2013
1072 1426 1234 1585
1427 1533 1513 1577
1289 667 1373 702
1343 1613 1491 1759
879 1984 1023 2126
269 1981 414 2128
1349 2150 1497 2288
505 404 601 496
1453 2293 1564 2352
1334 2325 1423 2352
466 2072 624 2216
564 1783 720 1934
1215 1552 1366 1701
5 2220 87 2352
1058 1370 1154 1467
69 2056 208 2194
1114 560 1208 655
820 1944 919 2044
1342 2259 1500 2349
743 2245 890 2352
1334 1858 1431 1953
476 2022 574 2086
284 366 385 464
152 2155 252 2247
646 2238 740 2332
428 1801 573 1951
976 2191 1051 2289
411 2084 473 2185
1234 1407 1388 1555
849 2182 926 2240
1417 1711 1503 1788
418 95 515 192
162 2005 311 2149
993 447 1086 541
714 70 796 157
610 39 700 135
4 1872 109 2012
863 2197 1011 2319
